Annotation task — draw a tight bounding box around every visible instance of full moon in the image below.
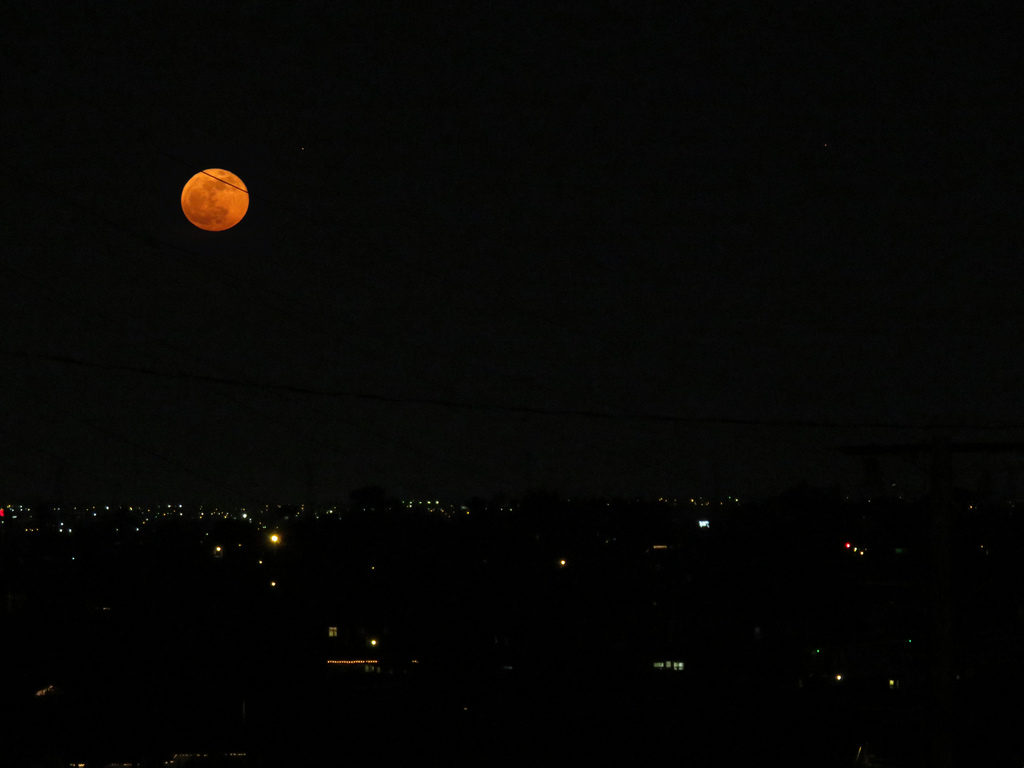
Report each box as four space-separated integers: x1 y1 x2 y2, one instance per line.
180 169 249 231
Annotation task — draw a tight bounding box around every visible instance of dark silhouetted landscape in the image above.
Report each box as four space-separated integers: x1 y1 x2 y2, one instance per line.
4 481 1023 766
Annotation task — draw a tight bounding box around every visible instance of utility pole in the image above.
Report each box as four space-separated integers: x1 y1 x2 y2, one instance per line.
927 437 954 768
841 439 1024 768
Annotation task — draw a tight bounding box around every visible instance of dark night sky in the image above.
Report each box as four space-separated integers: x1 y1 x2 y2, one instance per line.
2 2 1021 503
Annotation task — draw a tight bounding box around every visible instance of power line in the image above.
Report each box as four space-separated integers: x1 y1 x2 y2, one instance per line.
197 168 249 195
5 346 1024 432
0 258 488 485
7 86 1021 451
0 373 261 502
2 152 569 401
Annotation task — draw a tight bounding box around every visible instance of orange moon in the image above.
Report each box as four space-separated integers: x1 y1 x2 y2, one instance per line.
180 168 249 231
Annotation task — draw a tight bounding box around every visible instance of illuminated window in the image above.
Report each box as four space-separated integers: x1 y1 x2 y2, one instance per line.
328 626 338 638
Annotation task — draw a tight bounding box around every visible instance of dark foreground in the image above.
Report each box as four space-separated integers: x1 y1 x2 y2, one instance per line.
4 667 921 767
3 495 1023 766
8 625 1017 767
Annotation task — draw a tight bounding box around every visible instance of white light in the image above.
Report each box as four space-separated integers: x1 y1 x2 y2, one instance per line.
698 520 710 528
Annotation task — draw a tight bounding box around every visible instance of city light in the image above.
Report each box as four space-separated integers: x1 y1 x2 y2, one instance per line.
0 492 976 755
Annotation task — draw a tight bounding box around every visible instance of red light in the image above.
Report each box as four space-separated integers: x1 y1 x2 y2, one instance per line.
844 542 851 549
0 508 5 517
